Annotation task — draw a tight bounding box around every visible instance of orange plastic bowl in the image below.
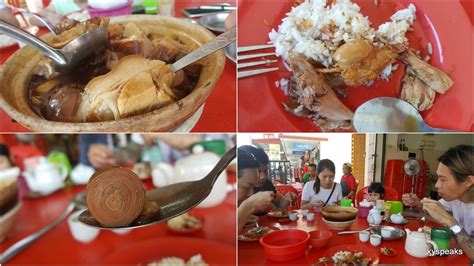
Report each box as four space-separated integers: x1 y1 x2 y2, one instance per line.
259 229 310 262
309 230 333 249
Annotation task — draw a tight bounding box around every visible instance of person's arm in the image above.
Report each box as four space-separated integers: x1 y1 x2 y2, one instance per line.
453 229 474 260
345 176 357 199
238 191 274 233
421 198 473 260
141 134 203 149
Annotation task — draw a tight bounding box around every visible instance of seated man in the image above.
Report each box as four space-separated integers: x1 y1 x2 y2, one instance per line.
402 145 473 260
302 163 317 184
239 145 296 214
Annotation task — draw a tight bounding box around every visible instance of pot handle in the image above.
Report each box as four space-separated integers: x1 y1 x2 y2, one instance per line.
427 239 439 250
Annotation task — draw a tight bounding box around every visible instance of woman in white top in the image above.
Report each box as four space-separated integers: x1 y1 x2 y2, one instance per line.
402 145 473 260
301 159 343 210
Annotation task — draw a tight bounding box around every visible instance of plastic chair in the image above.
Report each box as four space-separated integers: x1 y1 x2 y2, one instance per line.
355 185 399 206
9 145 44 171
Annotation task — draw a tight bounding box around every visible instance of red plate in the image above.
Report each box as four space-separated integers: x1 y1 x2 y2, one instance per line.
323 244 380 264
238 0 473 132
103 237 235 264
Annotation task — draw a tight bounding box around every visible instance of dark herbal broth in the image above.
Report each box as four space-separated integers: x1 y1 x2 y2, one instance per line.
28 37 201 122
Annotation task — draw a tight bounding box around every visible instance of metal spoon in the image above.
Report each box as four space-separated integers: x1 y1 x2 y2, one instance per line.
0 192 86 264
78 146 236 229
353 97 451 132
171 27 236 72
0 20 107 72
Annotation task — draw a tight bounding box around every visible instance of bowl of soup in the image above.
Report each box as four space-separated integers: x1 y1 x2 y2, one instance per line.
0 15 225 132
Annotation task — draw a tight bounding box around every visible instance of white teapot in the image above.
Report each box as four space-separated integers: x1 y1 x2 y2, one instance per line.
174 151 229 208
151 150 233 208
23 157 67 195
367 207 383 226
405 228 438 258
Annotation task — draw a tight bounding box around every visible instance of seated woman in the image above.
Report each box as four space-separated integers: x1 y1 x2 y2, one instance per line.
301 159 342 210
402 145 473 260
237 148 274 233
341 162 357 200
365 182 385 204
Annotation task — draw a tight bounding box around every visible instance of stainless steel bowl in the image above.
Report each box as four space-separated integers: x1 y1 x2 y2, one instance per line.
199 13 228 33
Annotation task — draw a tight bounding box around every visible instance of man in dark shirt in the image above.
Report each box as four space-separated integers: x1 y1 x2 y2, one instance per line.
239 145 296 214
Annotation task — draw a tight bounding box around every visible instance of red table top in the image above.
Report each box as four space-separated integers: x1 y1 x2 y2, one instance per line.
1 177 236 264
238 211 470 265
0 0 236 133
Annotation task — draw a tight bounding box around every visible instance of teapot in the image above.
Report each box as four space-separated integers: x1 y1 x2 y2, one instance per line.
23 157 67 195
367 207 383 226
405 228 438 258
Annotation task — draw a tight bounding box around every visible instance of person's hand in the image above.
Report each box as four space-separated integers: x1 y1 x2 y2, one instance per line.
421 198 457 227
88 144 115 169
307 200 324 209
225 11 236 30
402 193 420 207
243 191 274 213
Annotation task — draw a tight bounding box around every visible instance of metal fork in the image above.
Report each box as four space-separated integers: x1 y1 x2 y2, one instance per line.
238 44 279 78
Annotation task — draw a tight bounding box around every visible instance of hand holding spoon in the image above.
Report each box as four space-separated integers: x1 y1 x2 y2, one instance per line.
78 146 236 229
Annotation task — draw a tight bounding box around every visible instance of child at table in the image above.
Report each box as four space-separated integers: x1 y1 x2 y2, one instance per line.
365 182 385 203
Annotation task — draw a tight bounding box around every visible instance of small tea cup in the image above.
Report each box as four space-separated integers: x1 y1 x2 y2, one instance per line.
306 213 315 221
289 212 298 221
381 227 392 238
370 234 382 246
68 210 100 243
359 231 370 242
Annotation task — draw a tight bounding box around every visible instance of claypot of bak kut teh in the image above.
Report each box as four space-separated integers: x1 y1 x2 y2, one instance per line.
0 15 225 132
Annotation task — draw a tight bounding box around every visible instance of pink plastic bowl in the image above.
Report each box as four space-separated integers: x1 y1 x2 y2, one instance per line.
357 206 372 218
260 229 310 262
87 0 133 17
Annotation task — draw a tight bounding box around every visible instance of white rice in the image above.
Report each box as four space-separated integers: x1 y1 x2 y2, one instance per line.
149 254 208 266
427 42 433 55
269 0 417 68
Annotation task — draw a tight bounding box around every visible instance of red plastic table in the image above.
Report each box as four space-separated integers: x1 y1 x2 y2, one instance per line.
0 177 236 264
238 211 470 265
0 0 236 132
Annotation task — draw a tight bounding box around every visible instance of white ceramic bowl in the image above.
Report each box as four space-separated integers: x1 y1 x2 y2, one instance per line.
68 210 100 243
322 217 356 230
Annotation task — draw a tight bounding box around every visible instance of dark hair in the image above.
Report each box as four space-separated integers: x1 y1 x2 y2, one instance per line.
313 159 335 193
0 144 10 158
437 145 473 183
237 146 260 178
368 182 385 198
308 163 317 169
239 145 269 166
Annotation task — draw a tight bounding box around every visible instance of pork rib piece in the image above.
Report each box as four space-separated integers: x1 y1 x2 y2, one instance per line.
399 51 453 94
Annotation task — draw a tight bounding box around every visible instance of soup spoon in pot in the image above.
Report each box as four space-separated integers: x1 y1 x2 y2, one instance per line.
0 20 108 72
78 146 236 229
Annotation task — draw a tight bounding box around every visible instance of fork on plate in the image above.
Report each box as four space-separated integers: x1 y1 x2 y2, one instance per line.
237 44 280 78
